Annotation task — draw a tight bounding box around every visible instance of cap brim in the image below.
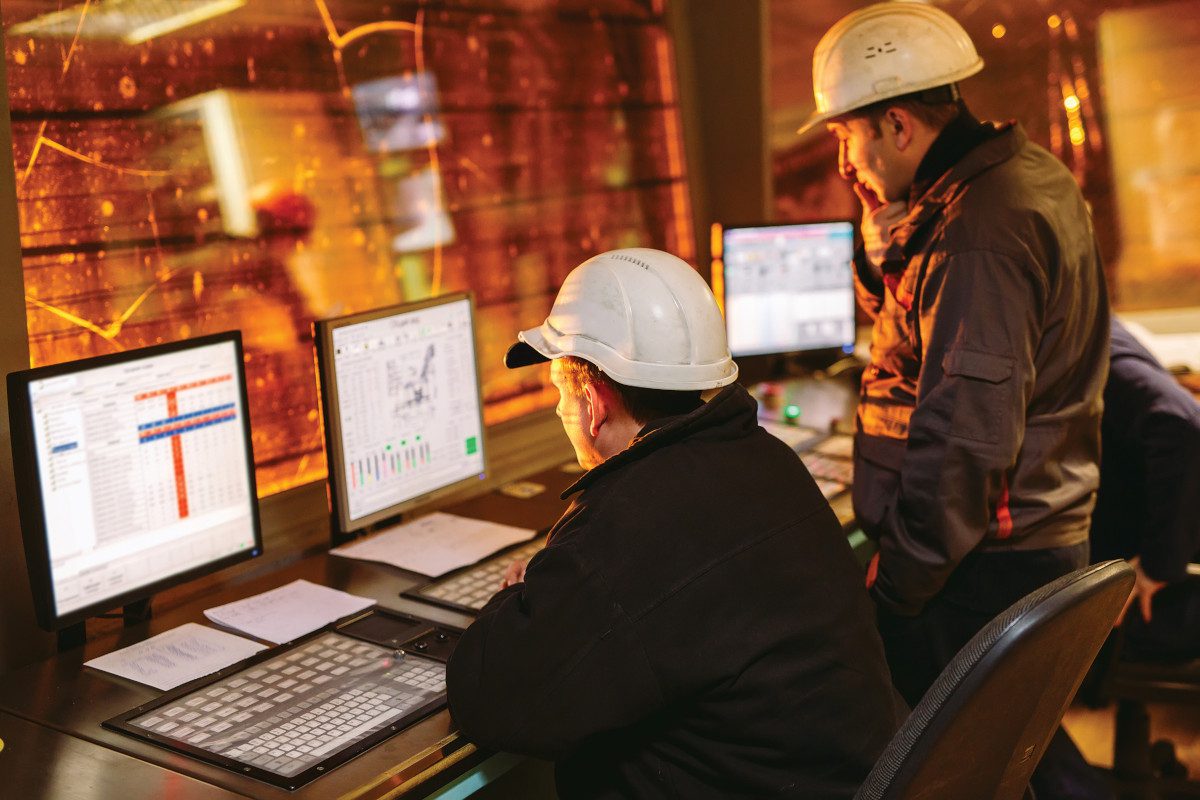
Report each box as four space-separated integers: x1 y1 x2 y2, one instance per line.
504 340 550 369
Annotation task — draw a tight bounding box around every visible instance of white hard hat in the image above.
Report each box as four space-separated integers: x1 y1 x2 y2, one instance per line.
798 1 983 134
505 248 739 391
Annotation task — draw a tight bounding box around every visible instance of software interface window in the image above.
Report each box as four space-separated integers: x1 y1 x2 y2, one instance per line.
723 222 855 357
329 298 485 525
27 340 257 618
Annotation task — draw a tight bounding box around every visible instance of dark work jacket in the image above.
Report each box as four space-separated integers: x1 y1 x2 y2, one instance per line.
852 120 1110 616
1090 319 1200 583
447 385 904 799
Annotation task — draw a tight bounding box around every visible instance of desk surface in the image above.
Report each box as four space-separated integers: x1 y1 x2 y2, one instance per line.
0 463 579 800
0 376 862 799
0 709 244 800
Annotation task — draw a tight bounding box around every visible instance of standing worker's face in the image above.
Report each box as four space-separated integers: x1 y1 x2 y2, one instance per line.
827 114 910 204
550 359 604 470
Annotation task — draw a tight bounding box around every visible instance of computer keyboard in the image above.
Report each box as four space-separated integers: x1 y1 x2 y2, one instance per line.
760 423 855 501
407 536 545 612
109 626 450 789
812 432 854 458
801 451 854 485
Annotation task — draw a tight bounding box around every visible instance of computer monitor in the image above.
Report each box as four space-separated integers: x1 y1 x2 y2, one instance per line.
715 221 856 361
7 332 262 633
315 293 487 537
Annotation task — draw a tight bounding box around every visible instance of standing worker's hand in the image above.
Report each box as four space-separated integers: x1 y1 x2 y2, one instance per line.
500 559 528 590
854 182 907 269
1115 556 1167 626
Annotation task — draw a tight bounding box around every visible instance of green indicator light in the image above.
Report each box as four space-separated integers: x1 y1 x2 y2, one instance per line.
465 436 478 455
385 444 392 451
784 404 801 419
401 439 407 446
416 435 422 441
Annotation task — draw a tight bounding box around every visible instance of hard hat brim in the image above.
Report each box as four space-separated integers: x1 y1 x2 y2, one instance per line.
796 108 835 136
504 339 551 369
796 60 984 136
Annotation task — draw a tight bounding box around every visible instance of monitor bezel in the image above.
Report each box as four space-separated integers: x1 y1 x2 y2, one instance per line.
314 292 489 537
6 330 264 632
717 219 857 359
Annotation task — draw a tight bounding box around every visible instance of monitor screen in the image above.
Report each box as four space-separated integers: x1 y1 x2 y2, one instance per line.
8 332 262 631
720 221 856 358
316 293 487 534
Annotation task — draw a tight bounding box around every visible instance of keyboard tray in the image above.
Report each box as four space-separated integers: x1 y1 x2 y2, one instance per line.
104 608 461 790
403 535 546 614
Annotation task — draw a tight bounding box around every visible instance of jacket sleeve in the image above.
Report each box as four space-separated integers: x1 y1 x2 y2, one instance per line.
1107 356 1200 583
853 245 885 321
871 249 1043 615
445 528 663 759
1137 410 1200 582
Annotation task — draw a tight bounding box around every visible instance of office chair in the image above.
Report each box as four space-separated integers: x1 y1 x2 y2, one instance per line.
856 560 1135 800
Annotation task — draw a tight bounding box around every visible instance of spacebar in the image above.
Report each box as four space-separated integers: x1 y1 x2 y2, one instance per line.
308 707 402 758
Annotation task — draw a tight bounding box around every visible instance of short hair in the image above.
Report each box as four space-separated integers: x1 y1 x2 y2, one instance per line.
846 86 965 135
557 356 703 426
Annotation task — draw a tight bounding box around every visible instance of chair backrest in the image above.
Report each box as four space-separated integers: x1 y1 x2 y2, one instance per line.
856 560 1134 800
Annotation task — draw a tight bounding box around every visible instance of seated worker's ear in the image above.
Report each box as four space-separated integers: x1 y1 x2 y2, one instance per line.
582 381 612 439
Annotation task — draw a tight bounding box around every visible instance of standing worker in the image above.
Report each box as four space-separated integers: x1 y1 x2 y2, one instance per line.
800 3 1110 796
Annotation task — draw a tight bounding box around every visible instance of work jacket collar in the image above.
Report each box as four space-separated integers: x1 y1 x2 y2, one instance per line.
885 121 1023 260
561 384 758 498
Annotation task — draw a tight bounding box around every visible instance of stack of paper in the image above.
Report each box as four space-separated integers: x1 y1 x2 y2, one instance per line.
85 623 266 691
331 512 537 577
204 579 376 644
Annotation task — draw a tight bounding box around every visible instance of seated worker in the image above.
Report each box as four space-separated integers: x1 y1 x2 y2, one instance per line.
446 248 904 799
1092 318 1200 662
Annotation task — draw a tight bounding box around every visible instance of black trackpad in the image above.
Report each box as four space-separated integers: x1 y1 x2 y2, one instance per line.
338 608 432 649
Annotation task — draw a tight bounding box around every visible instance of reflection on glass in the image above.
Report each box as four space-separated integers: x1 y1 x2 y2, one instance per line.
3 0 694 495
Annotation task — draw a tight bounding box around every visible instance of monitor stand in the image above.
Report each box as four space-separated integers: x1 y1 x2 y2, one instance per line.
330 511 407 548
56 598 154 653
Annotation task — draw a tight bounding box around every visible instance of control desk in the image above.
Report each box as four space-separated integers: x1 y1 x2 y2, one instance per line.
0 375 864 799
0 464 577 800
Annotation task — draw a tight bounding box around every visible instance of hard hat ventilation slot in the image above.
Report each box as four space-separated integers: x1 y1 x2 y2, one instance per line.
864 43 898 59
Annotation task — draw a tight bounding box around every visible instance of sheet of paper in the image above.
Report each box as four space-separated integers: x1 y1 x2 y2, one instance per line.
1121 317 1200 372
204 579 375 644
331 511 537 577
85 622 266 691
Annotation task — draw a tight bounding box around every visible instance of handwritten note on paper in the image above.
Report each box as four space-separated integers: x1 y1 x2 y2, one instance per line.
85 623 266 691
331 512 537 577
204 580 375 644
